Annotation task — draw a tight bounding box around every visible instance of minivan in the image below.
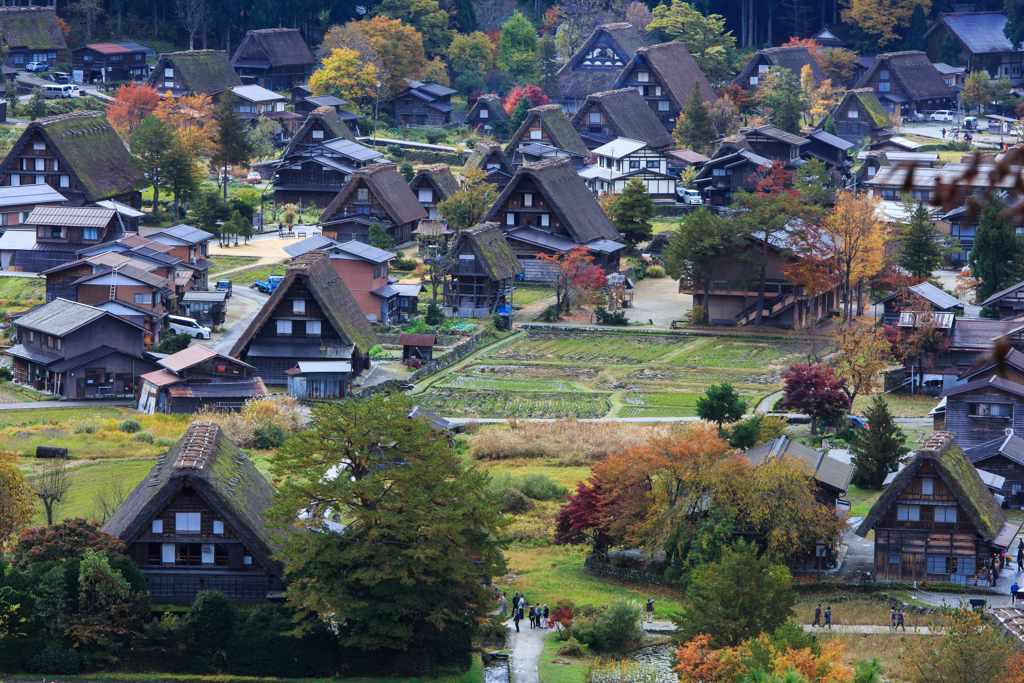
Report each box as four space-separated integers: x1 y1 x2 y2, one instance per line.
929 110 955 123
168 314 212 339
677 188 703 205
42 84 75 99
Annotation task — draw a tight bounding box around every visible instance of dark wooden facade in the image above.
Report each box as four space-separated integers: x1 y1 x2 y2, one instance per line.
0 6 66 70
442 223 522 318
822 89 894 145
391 80 456 128
966 435 1024 508
319 164 426 245
230 29 315 90
71 42 148 83
854 51 954 116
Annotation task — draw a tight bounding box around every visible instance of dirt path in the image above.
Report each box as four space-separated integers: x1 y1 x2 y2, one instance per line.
800 624 946 635
505 619 546 683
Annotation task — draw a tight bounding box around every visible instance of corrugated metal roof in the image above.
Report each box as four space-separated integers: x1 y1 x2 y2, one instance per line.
910 282 963 310
167 379 268 398
319 138 383 162
744 435 853 493
0 183 65 207
399 334 435 346
140 369 183 387
15 297 106 336
182 291 228 302
334 240 395 264
293 360 352 374
591 137 648 159
151 224 214 245
27 205 114 227
94 199 145 218
283 234 337 258
0 228 36 250
935 12 1017 55
231 84 286 102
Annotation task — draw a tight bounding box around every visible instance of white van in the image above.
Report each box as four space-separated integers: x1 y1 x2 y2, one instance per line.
168 314 212 339
42 84 75 99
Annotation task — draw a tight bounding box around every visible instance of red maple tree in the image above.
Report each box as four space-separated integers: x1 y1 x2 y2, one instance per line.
108 82 161 141
781 364 850 435
503 85 549 115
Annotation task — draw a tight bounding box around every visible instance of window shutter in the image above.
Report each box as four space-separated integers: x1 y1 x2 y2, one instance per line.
161 543 175 563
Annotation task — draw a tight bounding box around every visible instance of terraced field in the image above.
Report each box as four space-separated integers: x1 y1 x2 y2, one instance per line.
415 330 797 419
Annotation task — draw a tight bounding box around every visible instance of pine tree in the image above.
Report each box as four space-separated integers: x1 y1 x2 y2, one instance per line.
673 84 715 154
612 177 654 248
399 162 414 183
824 116 837 135
901 5 928 51
26 88 46 121
211 90 254 203
537 34 560 98
898 202 943 278
970 194 1021 304
131 115 174 219
850 395 910 488
695 382 747 435
509 96 532 135
369 221 394 249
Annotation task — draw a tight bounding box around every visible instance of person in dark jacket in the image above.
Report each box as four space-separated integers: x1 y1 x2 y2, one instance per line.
812 604 822 627
1017 540 1023 571
528 604 536 629
513 608 521 632
823 606 832 629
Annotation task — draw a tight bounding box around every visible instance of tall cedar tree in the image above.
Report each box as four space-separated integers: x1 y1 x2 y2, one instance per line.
265 394 507 666
165 139 200 222
899 201 943 278
781 364 849 435
509 96 532 135
211 90 254 203
537 34 560 98
673 84 716 155
369 221 394 249
131 115 175 218
970 194 1021 306
611 177 654 248
758 67 804 134
850 395 910 488
824 116 838 135
663 208 743 320
901 4 928 51
695 382 747 435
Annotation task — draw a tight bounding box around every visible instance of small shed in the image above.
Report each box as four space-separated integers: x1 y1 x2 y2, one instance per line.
285 360 353 400
181 290 228 324
399 333 436 362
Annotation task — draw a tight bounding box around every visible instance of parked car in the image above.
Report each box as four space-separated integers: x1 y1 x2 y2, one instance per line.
246 171 261 184
215 278 233 298
25 61 48 72
168 314 212 339
929 110 955 122
963 116 978 130
253 274 283 293
677 188 703 205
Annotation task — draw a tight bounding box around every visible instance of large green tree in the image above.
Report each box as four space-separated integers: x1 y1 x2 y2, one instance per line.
673 84 716 155
498 11 538 83
970 194 1022 305
695 382 747 435
210 90 254 203
377 0 453 56
898 202 943 279
265 394 507 668
758 67 804 134
676 542 794 648
537 34 560 98
1008 0 1024 58
648 0 735 80
664 208 744 322
850 395 910 489
131 115 175 218
509 96 532 134
612 177 654 249
448 31 493 75
437 167 496 233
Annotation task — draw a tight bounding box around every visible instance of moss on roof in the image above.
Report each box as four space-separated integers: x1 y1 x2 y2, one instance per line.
0 6 66 51
152 50 241 95
852 89 892 129
446 222 523 280
507 104 590 157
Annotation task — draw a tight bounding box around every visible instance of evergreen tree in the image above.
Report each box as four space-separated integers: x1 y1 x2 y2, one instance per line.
369 221 394 249
25 88 46 121
451 0 476 32
165 140 200 222
498 11 538 82
537 34 560 97
970 194 1021 305
211 90 254 203
672 84 715 154
758 67 804 134
824 116 837 135
612 177 654 248
850 395 910 489
898 202 943 278
509 96 532 134
695 382 747 435
1008 0 1024 56
131 115 174 219
399 162 414 183
901 5 928 51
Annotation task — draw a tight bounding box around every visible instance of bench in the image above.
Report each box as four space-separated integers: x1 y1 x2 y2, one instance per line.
297 232 307 238
670 320 687 330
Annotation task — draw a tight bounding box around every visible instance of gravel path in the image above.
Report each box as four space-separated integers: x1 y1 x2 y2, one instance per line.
505 619 546 683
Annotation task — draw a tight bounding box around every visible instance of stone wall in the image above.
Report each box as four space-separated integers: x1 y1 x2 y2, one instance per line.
582 555 674 587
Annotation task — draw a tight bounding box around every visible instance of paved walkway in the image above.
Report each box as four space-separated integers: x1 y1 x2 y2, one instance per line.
802 624 945 635
505 620 546 683
0 399 131 410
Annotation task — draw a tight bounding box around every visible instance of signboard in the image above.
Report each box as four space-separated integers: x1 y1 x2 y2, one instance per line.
72 69 83 84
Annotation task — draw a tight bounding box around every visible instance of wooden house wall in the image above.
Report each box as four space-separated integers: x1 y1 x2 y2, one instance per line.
0 129 86 203
78 283 162 313
410 176 442 219
494 178 570 236
871 461 991 581
252 279 341 343
945 386 1024 448
574 102 622 141
833 98 883 144
180 357 252 380
806 138 847 167
971 453 1024 505
277 160 349 192
617 61 676 130
510 114 555 149
571 34 631 73
45 263 92 302
394 93 448 127
743 135 798 162
72 46 148 81
739 54 772 89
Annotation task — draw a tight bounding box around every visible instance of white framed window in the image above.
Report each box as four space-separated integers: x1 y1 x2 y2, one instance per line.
201 544 215 564
540 213 550 227
34 158 44 171
162 543 175 563
10 175 18 186
506 212 515 225
307 320 322 336
293 299 305 314
523 192 533 207
879 81 890 92
897 504 920 521
134 292 151 304
213 520 224 535
276 320 293 335
53 159 59 171
164 67 173 78
243 556 253 565
479 109 488 119
934 506 957 523
35 176 43 185
165 81 173 88
312 129 324 139
637 71 649 82
759 64 770 73
922 478 933 495
357 188 369 201
848 109 859 119
658 100 670 111
32 142 44 150
175 512 201 533
868 166 876 176
749 76 758 85
880 69 889 80
530 129 542 140
589 112 601 124
418 189 432 202
152 520 163 533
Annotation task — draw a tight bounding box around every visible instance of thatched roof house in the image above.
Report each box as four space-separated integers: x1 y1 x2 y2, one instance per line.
319 163 427 244
231 28 316 90
443 222 523 317
558 23 648 100
229 250 378 386
0 6 66 67
465 94 510 134
282 105 356 157
464 141 515 191
611 41 716 132
571 88 674 150
854 51 954 115
0 111 145 205
410 164 459 202
735 46 826 89
148 50 242 97
506 104 590 159
446 222 523 281
102 420 286 603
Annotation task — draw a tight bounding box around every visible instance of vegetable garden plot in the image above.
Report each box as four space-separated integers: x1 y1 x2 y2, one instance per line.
437 375 576 392
487 333 690 364
671 340 802 369
419 390 609 418
618 392 701 418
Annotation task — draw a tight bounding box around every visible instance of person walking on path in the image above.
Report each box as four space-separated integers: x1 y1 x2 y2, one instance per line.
528 604 536 629
824 606 832 629
942 127 946 139
1017 540 1023 571
812 604 822 627
513 608 521 632
512 592 520 612
500 592 508 616
896 609 905 631
535 604 541 628
890 608 897 629
646 598 655 623
542 605 549 628
1013 581 1020 606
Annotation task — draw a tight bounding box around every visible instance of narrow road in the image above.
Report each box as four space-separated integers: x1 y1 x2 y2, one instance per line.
505 619 545 683
209 288 268 354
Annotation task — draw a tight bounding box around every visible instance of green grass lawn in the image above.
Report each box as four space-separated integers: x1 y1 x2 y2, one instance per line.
0 405 121 426
27 458 156 525
0 275 45 305
538 632 590 683
846 484 884 517
513 285 554 308
209 255 261 275
225 262 290 289
852 393 938 418
650 220 677 235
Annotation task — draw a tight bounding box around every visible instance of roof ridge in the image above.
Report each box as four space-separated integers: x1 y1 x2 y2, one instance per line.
173 421 221 470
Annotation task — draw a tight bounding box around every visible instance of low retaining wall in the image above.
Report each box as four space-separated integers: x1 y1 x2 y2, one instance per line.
582 556 674 587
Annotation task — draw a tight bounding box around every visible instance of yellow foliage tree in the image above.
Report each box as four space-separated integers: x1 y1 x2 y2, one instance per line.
809 79 838 126
841 0 930 47
309 47 380 102
822 191 886 320
154 91 215 158
357 15 427 96
420 56 450 87
0 451 33 551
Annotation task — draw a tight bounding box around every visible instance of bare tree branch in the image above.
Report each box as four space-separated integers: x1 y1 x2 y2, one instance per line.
31 456 71 526
174 0 209 51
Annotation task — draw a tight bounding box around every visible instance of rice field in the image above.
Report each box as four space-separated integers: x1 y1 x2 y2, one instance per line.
617 391 702 417
418 389 609 418
437 375 576 392
670 339 804 369
487 333 691 364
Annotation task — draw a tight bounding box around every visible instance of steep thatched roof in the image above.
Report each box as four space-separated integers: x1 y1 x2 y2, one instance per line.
856 432 1006 542
229 250 378 358
0 6 65 50
446 222 523 280
232 28 315 67
465 141 514 175
411 164 460 201
102 421 285 578
735 46 826 87
855 52 953 102
0 111 144 202
617 42 717 106
485 157 619 243
151 50 241 95
281 106 355 158
466 94 510 122
559 22 648 77
571 88 673 149
507 104 590 157
319 163 427 226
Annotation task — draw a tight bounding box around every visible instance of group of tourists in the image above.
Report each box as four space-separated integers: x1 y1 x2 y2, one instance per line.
810 603 832 628
501 592 549 632
890 607 907 631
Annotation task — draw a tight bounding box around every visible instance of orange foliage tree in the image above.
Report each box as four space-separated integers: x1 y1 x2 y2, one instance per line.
674 634 735 683
537 246 607 315
782 36 823 60
108 82 160 140
782 221 841 320
154 91 215 158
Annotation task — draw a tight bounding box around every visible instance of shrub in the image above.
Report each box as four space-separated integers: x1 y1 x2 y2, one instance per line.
403 357 423 369
573 600 645 654
518 473 567 501
500 488 533 513
153 333 192 354
558 638 586 657
118 418 142 433
0 367 12 381
156 437 176 447
394 257 418 270
369 345 389 361
254 424 287 449
541 305 558 322
594 306 629 325
425 129 447 145
425 301 444 325
386 143 403 158
30 647 81 674
73 422 97 434
132 431 155 443
645 265 666 278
